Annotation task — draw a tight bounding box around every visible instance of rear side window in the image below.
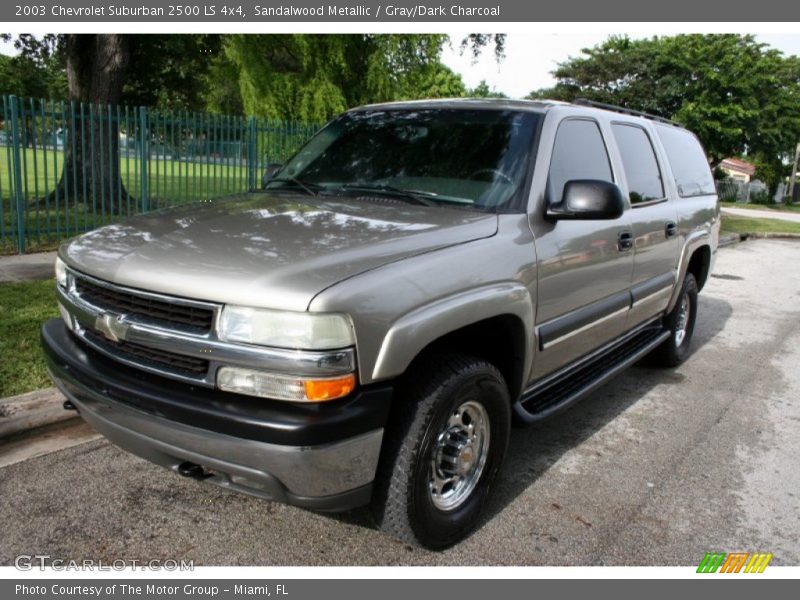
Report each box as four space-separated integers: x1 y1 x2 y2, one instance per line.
655 125 715 197
547 119 613 202
611 123 664 204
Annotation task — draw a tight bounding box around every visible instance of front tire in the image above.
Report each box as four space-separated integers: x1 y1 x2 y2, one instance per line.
652 272 698 367
372 353 511 549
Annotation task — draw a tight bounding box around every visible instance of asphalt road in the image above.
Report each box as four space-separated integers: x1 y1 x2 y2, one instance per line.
1 239 799 566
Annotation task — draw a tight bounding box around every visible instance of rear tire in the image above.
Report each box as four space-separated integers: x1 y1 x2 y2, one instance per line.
652 273 698 367
371 353 511 549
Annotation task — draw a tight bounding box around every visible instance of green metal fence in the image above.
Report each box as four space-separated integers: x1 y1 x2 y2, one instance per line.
0 95 319 254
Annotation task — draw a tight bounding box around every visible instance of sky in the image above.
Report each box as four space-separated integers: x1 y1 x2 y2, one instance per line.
441 33 800 98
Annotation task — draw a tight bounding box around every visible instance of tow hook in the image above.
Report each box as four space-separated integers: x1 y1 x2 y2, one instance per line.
177 461 212 480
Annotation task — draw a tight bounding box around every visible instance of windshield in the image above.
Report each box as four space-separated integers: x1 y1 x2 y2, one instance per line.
267 108 541 211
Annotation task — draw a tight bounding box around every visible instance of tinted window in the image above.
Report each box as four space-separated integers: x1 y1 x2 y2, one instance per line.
656 125 715 197
612 124 664 204
548 119 612 202
271 109 541 210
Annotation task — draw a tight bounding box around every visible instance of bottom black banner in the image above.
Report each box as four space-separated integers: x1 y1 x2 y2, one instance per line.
2 579 794 600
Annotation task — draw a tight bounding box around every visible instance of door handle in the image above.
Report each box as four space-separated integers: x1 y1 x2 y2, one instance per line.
618 231 633 251
665 221 678 238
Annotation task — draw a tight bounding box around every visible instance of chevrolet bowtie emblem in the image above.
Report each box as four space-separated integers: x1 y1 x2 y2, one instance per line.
95 313 128 343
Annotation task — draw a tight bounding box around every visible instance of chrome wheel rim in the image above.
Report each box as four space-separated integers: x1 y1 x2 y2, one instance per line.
674 291 691 347
428 400 490 511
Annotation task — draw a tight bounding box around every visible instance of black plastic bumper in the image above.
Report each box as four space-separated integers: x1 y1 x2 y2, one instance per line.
41 318 393 511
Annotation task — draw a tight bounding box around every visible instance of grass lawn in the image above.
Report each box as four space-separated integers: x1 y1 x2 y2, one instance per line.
721 214 800 235
720 201 800 214
1 145 253 253
0 279 59 397
0 146 251 203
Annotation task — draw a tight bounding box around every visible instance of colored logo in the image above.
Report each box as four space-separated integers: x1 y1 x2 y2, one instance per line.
697 552 773 573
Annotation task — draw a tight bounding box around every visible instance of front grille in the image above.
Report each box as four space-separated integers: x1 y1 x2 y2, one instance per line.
75 277 214 334
83 329 209 377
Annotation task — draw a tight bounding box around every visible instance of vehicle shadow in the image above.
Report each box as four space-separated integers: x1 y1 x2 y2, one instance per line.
325 295 733 541
481 294 732 529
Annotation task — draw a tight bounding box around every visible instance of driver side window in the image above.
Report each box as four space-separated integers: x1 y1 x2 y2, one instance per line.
547 119 614 203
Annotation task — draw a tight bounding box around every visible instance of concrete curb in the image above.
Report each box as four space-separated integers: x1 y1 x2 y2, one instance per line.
0 387 77 440
718 233 741 248
741 232 800 240
718 232 800 248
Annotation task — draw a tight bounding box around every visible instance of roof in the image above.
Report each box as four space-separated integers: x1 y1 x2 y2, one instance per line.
345 98 694 136
720 157 757 176
350 97 561 113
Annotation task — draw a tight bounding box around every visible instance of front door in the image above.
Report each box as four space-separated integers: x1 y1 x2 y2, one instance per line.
531 117 634 380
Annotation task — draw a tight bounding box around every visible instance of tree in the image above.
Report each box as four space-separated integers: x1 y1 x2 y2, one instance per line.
223 35 446 122
0 34 67 100
527 34 800 194
467 80 508 98
460 34 506 61
6 34 220 212
3 34 226 111
404 63 467 99
52 35 131 212
223 34 504 122
201 47 245 115
0 34 68 150
122 34 227 111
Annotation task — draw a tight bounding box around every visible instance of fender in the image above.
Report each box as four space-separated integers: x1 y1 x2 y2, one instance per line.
667 229 711 312
371 282 535 386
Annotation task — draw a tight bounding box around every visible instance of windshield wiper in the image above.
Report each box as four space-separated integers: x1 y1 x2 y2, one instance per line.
336 183 439 207
265 177 325 196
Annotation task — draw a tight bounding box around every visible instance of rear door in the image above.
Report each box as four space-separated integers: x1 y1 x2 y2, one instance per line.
609 122 680 327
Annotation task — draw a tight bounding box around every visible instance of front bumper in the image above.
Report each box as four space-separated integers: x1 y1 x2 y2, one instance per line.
42 319 392 511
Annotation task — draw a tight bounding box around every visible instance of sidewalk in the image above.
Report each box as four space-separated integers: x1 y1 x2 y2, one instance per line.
722 206 800 224
0 251 57 283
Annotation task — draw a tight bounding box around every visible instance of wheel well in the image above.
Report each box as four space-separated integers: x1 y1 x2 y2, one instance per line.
407 315 527 401
687 245 711 291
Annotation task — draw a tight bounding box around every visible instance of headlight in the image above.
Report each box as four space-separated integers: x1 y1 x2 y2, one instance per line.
217 305 355 350
217 368 356 402
55 256 68 288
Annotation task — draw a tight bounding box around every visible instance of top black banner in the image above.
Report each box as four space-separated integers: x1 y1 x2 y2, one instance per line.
3 0 798 22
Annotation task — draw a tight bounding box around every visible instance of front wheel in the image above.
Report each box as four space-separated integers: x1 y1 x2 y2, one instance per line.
652 272 698 367
372 354 511 549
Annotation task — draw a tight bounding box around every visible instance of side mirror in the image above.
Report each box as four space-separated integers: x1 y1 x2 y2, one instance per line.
261 163 283 189
546 179 625 220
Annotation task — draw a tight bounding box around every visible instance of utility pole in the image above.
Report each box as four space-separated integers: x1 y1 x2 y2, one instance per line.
788 142 800 204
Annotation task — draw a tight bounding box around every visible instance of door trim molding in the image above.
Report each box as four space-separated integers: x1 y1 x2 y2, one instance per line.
537 290 630 350
631 272 676 306
536 271 676 351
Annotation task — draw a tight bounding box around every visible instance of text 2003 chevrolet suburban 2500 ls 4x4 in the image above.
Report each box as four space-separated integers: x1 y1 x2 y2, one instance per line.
43 98 719 549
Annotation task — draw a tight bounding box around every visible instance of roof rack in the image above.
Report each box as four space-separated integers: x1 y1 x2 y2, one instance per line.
572 98 679 126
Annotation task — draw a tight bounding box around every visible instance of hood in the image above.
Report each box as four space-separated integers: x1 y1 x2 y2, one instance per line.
61 193 498 311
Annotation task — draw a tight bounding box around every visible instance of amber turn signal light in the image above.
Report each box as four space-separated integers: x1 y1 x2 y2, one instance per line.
304 373 357 402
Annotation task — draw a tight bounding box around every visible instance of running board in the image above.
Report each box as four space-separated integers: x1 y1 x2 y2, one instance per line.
514 325 671 423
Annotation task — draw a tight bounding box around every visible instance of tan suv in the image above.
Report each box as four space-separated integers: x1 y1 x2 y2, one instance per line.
43 98 719 549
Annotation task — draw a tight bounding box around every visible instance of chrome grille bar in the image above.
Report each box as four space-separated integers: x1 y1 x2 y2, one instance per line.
57 268 357 387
